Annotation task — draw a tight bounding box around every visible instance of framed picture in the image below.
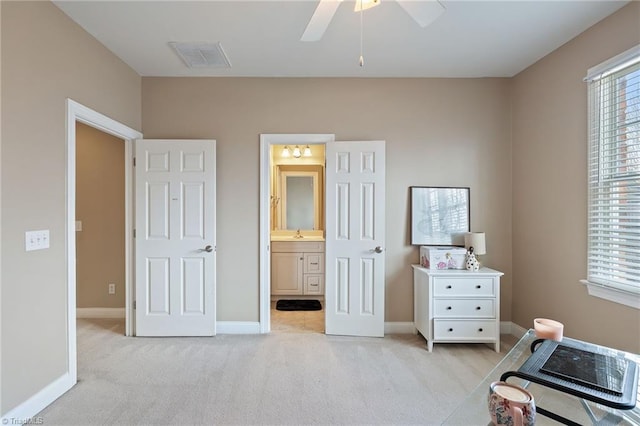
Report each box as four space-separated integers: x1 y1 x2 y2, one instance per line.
410 186 470 246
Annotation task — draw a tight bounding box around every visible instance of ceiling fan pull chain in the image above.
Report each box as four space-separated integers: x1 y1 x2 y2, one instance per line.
359 3 364 67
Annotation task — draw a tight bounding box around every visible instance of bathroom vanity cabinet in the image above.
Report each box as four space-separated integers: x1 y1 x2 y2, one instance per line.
271 241 325 296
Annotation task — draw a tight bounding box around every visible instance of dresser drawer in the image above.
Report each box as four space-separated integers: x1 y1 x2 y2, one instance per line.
433 277 495 297
434 299 495 318
434 319 497 340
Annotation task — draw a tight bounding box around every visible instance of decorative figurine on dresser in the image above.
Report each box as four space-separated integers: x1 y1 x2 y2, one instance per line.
464 232 485 271
465 247 480 271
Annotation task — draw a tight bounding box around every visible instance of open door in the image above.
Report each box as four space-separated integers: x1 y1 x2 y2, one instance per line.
325 141 385 337
134 139 216 336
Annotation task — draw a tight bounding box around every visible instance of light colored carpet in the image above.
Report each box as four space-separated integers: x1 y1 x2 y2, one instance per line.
37 319 514 425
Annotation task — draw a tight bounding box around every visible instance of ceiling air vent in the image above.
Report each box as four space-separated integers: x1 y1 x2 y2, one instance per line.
169 42 231 68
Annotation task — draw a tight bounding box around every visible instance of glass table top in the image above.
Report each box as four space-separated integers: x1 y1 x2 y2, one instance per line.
442 330 640 425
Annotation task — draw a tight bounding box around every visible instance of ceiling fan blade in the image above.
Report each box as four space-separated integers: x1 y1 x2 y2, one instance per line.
396 0 445 28
301 0 343 42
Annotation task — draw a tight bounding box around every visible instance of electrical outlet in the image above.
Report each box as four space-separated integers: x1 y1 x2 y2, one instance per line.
108 283 116 295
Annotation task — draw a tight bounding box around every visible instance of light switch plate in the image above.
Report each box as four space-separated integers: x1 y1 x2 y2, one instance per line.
75 221 82 232
25 230 50 251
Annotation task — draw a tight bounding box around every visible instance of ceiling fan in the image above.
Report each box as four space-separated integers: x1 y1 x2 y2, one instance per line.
301 0 446 42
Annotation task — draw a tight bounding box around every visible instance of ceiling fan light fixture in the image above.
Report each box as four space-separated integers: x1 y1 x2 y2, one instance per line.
354 0 381 12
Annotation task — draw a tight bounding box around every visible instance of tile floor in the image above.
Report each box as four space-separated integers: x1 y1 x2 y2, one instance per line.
270 300 325 333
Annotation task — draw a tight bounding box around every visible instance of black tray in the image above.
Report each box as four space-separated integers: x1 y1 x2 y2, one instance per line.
501 338 638 410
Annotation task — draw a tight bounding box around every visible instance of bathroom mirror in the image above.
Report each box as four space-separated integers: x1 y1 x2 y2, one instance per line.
275 165 323 231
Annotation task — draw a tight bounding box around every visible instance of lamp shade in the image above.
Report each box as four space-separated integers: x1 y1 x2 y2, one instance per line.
464 232 486 255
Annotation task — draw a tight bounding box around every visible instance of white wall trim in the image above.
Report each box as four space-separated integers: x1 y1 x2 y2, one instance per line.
0 373 73 425
500 321 528 338
67 99 141 342
211 321 530 336
76 308 126 319
384 322 415 334
259 134 335 334
66 99 142 402
580 279 640 309
216 321 261 334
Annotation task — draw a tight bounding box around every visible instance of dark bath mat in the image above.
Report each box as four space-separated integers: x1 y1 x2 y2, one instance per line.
276 300 322 311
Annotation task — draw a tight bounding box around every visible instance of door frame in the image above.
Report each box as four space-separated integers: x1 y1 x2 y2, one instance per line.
66 99 142 367
258 134 335 333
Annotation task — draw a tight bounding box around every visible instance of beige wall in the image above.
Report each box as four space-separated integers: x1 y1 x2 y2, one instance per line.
142 77 513 324
511 2 640 352
1 1 141 415
76 123 126 308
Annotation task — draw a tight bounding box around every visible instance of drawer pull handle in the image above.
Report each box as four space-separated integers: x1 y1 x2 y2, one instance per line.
310 262 319 265
446 306 452 310
476 285 481 289
310 283 319 286
476 306 481 310
446 285 452 289
448 328 454 332
478 328 484 332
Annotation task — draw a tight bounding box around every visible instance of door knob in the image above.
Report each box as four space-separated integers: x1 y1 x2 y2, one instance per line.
202 245 213 253
373 246 383 254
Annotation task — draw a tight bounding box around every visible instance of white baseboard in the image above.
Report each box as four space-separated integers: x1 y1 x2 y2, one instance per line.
216 321 261 334
76 308 125 319
1 372 74 424
507 321 528 338
213 320 526 337
384 322 415 334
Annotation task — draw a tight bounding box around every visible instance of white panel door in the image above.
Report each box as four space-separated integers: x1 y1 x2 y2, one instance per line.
135 139 216 336
325 141 385 337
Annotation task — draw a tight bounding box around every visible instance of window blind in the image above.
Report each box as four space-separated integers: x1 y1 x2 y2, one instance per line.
587 48 640 295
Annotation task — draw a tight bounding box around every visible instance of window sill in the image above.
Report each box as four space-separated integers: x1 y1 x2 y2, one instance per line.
580 280 640 309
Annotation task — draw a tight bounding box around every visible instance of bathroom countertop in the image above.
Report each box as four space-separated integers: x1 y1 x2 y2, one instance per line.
270 236 325 242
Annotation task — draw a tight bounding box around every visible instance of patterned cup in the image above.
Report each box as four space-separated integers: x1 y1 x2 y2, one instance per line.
488 381 536 426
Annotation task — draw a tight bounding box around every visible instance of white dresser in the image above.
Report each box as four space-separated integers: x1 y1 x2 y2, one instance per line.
412 265 503 352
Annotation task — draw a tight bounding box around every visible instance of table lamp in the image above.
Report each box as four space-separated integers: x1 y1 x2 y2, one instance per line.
465 232 486 267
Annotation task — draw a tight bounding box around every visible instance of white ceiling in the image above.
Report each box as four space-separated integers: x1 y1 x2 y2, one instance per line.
53 0 629 78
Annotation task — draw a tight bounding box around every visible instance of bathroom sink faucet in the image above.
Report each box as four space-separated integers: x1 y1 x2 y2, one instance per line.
294 229 303 239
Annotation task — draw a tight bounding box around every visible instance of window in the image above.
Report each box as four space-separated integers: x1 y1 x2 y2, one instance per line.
583 45 640 308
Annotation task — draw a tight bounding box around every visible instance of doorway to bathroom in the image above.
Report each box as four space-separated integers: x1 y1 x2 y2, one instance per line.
268 138 329 333
259 134 334 334
260 134 387 337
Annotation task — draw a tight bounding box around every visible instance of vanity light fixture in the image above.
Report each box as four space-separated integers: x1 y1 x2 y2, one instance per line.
292 145 302 158
282 146 291 157
303 145 312 157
